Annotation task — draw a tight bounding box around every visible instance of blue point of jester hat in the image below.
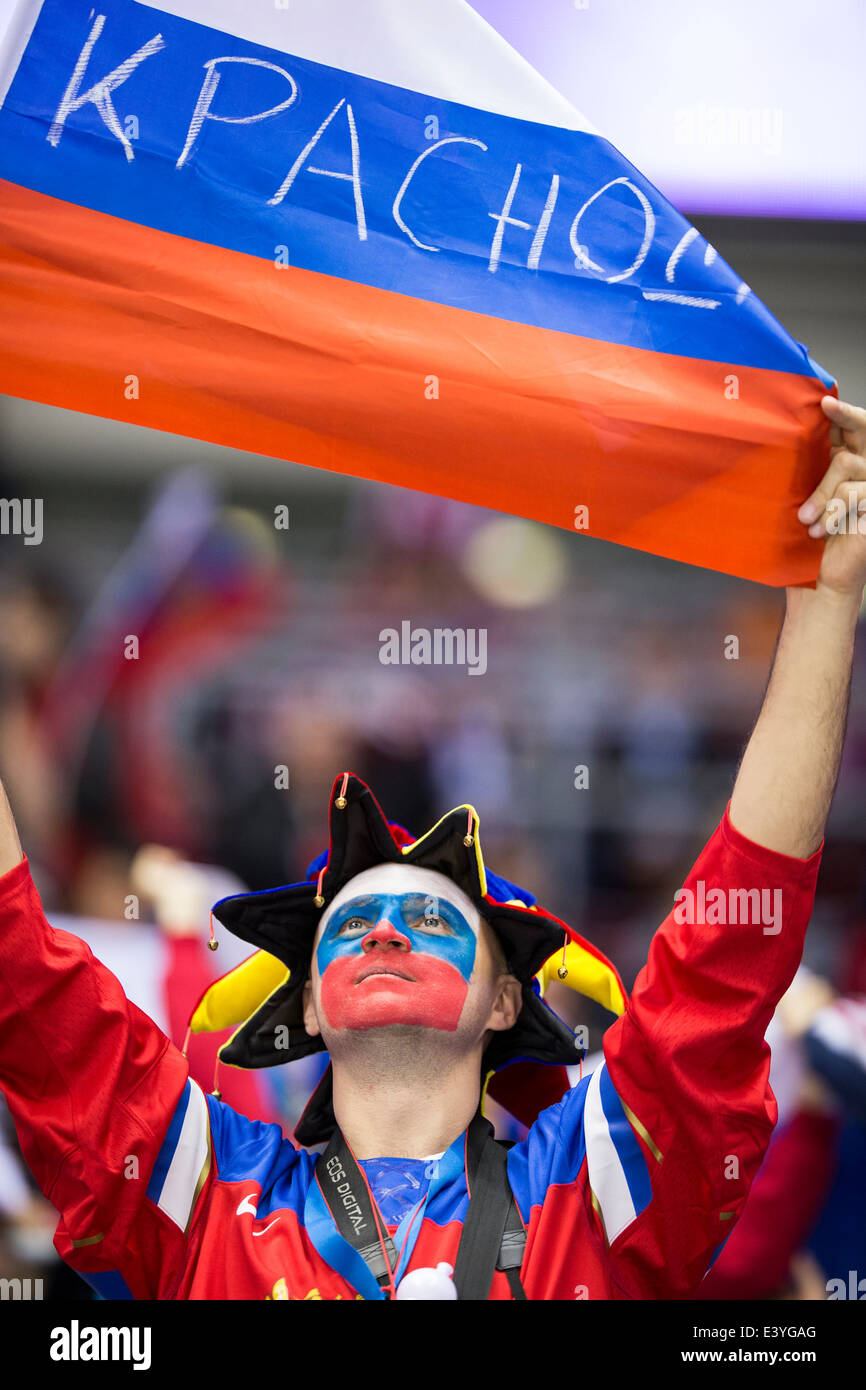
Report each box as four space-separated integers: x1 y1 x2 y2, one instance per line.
203 772 626 1146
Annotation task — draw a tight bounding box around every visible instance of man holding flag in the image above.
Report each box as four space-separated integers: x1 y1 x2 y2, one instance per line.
0 394 863 1300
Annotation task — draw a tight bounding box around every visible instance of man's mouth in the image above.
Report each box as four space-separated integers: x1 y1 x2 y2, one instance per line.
354 963 417 985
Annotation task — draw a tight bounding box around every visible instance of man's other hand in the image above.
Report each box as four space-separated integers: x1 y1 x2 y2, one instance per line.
798 396 866 600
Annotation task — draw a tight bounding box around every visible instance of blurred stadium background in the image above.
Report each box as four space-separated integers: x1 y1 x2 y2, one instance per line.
0 0 864 1300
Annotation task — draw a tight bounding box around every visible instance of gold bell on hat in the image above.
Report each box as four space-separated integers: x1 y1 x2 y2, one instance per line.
556 932 569 979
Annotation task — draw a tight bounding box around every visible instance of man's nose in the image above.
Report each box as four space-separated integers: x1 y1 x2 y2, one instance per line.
360 919 411 953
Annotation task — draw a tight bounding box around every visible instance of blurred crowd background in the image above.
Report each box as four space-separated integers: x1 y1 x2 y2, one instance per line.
0 213 864 1299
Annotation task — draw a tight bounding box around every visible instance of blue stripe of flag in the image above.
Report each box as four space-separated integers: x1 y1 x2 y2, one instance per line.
0 0 828 379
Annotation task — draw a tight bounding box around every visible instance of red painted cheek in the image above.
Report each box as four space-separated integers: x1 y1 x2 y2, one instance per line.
320 953 469 1031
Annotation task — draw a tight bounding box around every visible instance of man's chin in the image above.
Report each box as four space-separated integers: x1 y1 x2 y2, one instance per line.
321 967 468 1031
326 999 462 1032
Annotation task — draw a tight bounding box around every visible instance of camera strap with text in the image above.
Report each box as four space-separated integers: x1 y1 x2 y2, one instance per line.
315 1112 526 1300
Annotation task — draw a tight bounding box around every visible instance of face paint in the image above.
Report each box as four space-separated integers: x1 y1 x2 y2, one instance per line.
314 866 480 1032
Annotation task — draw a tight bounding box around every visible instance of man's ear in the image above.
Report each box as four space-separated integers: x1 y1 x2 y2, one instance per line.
487 974 522 1034
302 976 320 1037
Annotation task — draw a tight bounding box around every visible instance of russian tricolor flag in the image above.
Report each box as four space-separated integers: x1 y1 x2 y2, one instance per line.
0 0 834 584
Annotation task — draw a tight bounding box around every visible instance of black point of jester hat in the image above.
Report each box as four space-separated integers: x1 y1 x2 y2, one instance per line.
210 773 613 1146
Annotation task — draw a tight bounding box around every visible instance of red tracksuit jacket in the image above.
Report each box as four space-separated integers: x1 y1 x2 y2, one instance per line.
0 810 821 1299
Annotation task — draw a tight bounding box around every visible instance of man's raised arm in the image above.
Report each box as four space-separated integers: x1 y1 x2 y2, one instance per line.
595 395 866 1297
0 776 198 1298
730 396 866 856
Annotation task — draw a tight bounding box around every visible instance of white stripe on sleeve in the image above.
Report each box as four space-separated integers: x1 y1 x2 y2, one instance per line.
157 1080 210 1231
584 1064 637 1245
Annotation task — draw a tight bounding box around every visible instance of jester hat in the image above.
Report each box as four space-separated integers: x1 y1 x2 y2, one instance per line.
193 772 626 1144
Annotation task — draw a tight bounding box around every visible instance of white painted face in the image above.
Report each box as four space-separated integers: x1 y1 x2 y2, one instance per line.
318 863 481 936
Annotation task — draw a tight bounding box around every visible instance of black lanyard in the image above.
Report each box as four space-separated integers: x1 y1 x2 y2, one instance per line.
316 1129 402 1295
315 1113 526 1300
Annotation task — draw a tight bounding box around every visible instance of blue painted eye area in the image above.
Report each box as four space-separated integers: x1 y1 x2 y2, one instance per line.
329 893 463 937
317 890 477 981
335 915 375 936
